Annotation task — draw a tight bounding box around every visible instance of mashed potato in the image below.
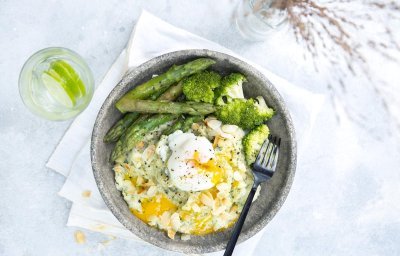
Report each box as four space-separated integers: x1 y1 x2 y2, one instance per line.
114 117 256 239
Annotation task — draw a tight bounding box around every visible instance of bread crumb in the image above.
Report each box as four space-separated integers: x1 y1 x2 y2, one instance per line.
100 235 116 246
82 190 92 198
93 224 106 231
74 230 86 244
167 229 176 239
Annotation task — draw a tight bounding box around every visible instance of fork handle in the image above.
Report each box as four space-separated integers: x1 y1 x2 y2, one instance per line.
224 184 258 256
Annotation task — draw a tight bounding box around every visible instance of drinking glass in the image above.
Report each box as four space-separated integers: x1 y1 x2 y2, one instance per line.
234 0 288 41
19 47 94 121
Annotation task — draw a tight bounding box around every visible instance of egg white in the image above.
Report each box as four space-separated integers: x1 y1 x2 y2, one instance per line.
166 131 215 191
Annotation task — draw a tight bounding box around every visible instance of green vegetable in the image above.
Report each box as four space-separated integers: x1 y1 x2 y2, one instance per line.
104 113 140 143
216 96 274 130
111 114 177 162
116 94 272 130
182 70 221 103
243 124 270 165
115 58 216 112
181 115 204 131
214 73 246 105
156 81 184 101
164 115 204 135
104 82 183 143
163 118 184 135
117 99 216 116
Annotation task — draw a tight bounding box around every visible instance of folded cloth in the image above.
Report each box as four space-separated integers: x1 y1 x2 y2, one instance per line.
47 10 324 256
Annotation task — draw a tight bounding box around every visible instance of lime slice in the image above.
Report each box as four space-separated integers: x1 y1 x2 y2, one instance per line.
42 71 75 108
50 60 86 97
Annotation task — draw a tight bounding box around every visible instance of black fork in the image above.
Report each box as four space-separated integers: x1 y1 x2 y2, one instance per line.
224 135 281 256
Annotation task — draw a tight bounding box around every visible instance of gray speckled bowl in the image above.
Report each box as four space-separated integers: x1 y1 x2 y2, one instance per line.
91 49 296 254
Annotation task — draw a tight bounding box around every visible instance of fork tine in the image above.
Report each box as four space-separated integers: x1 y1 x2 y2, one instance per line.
275 137 281 166
261 136 275 166
267 137 281 169
264 145 275 168
264 137 277 167
255 137 270 165
266 144 278 169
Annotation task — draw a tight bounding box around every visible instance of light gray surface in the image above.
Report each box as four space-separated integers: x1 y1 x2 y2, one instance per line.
0 0 399 256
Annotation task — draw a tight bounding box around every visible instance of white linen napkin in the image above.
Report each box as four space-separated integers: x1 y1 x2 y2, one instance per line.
47 10 324 255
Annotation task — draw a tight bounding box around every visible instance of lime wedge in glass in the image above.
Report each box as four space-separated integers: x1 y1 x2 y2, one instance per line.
19 47 94 121
41 70 76 108
50 60 86 97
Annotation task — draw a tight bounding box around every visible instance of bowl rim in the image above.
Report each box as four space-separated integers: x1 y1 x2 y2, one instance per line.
91 49 297 253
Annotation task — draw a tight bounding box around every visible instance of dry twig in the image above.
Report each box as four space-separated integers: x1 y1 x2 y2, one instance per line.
252 0 400 131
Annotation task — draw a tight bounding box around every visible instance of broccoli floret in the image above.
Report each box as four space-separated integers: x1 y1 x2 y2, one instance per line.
182 71 221 103
242 124 270 165
214 73 246 105
216 96 274 130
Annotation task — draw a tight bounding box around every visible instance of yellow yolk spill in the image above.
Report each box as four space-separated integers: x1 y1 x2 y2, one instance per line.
179 210 215 235
232 180 240 188
123 173 131 180
209 187 218 199
131 195 177 222
128 176 137 185
127 176 146 194
193 214 214 235
191 151 225 185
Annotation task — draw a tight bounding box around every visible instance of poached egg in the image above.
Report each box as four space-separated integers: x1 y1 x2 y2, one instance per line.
166 130 223 192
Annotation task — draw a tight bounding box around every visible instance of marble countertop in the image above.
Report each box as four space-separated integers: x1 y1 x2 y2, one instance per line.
1 0 399 255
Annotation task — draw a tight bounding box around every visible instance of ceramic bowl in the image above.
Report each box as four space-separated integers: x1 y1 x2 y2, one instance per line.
91 49 296 254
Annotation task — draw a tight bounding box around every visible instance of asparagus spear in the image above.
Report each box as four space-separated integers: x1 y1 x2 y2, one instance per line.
115 58 216 112
103 113 140 143
103 82 183 143
111 114 178 162
117 99 216 115
163 117 184 135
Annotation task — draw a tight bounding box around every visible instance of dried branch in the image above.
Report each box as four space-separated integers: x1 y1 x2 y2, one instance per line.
251 0 400 132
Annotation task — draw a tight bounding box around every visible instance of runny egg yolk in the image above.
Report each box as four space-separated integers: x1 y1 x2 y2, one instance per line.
178 210 215 235
190 151 225 185
131 195 177 222
193 215 214 235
